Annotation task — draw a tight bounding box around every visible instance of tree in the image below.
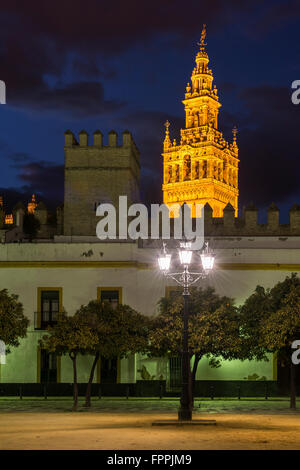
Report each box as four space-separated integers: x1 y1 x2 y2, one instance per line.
75 300 150 407
241 273 300 408
39 314 98 411
23 212 40 240
0 289 29 353
149 286 243 401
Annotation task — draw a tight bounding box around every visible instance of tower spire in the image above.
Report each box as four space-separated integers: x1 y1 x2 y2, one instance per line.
232 126 238 143
163 120 171 149
232 126 238 152
165 119 170 134
183 24 219 129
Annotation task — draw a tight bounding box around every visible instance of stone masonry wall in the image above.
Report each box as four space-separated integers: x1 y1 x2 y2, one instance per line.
63 130 140 236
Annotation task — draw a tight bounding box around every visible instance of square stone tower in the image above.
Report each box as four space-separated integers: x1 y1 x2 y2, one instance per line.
63 129 140 236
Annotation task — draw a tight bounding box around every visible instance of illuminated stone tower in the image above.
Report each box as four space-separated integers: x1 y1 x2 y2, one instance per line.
162 25 239 217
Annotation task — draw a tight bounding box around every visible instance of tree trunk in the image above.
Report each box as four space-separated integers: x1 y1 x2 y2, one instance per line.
85 352 99 407
70 352 78 411
290 362 296 409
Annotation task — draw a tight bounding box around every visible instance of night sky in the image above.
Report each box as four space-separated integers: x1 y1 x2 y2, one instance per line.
0 0 300 222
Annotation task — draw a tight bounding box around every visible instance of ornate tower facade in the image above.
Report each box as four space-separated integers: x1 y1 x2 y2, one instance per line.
162 25 239 217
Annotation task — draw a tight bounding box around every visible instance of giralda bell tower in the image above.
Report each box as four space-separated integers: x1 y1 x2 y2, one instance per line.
162 25 239 217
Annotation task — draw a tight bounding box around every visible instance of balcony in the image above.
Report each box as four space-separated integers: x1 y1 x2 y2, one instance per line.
34 311 59 330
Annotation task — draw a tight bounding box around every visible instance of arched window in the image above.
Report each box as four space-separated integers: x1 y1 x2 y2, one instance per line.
167 165 172 183
194 161 199 179
202 160 207 178
183 155 191 180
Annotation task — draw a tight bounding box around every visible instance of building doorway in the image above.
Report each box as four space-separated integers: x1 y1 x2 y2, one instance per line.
100 357 118 384
277 361 300 395
97 288 121 383
40 350 58 383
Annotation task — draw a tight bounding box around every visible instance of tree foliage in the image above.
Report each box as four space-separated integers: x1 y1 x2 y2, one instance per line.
263 286 300 353
240 273 300 408
39 313 98 410
149 286 245 399
40 313 98 356
150 286 242 361
240 273 300 361
75 300 150 358
0 289 29 351
75 300 150 406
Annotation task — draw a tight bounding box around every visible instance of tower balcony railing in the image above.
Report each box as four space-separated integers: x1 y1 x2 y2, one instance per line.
34 311 59 330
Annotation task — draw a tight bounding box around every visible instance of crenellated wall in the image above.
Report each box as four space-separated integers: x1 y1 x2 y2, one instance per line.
63 129 140 236
203 202 300 236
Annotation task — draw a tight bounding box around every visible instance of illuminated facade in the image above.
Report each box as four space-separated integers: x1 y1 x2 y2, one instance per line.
27 194 37 214
162 25 239 217
0 194 38 227
0 196 13 225
4 214 13 225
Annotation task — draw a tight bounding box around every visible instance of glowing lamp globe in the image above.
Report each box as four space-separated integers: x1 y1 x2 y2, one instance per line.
201 253 215 271
158 254 171 272
179 242 193 266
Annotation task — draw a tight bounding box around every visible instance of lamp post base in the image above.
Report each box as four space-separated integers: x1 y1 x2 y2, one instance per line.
152 419 216 426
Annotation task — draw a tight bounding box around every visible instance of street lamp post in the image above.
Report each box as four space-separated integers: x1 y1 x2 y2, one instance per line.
158 241 215 421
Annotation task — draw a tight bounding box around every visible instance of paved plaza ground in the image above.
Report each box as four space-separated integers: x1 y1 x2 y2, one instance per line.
1 397 300 450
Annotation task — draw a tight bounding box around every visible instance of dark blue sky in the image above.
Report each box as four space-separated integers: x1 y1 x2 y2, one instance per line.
0 0 300 222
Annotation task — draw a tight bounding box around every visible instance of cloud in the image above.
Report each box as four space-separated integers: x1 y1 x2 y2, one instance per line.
248 0 300 36
8 152 32 163
234 85 300 208
0 0 276 115
0 160 65 211
16 160 64 207
70 56 117 80
12 81 126 118
0 1 264 55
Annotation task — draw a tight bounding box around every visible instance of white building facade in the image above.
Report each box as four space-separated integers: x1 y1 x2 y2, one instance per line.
1 233 300 395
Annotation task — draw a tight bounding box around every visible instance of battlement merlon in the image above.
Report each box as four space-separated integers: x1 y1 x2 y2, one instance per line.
64 130 78 147
134 202 300 239
64 129 139 153
201 202 300 236
64 129 140 171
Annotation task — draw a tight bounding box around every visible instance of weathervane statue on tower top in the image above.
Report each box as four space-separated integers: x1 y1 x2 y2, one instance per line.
197 24 207 52
232 126 238 138
164 119 170 137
